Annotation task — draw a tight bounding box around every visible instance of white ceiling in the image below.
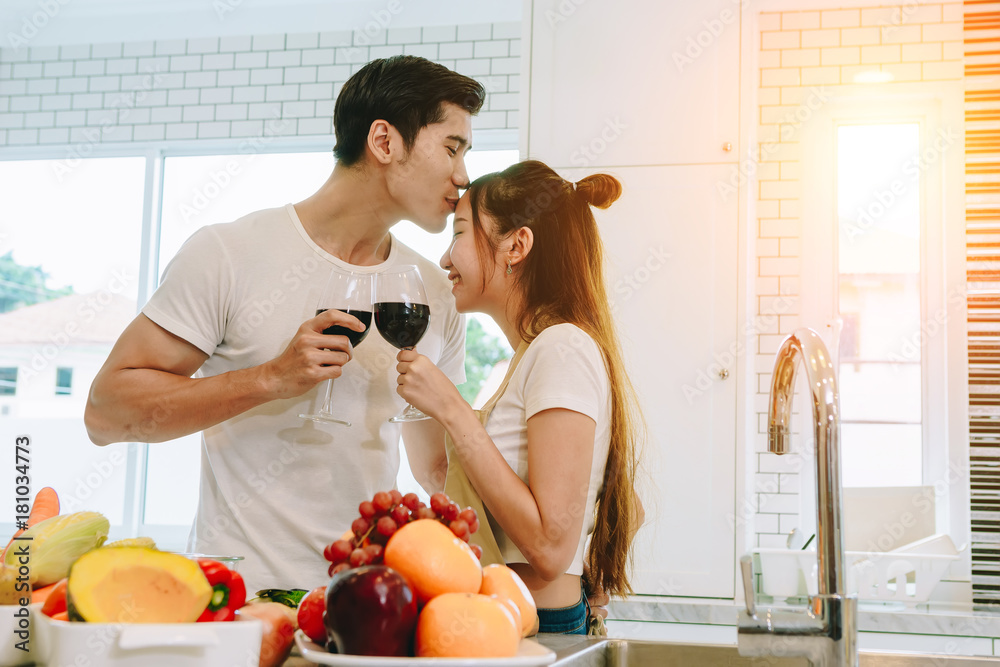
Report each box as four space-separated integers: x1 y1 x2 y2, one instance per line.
0 0 521 48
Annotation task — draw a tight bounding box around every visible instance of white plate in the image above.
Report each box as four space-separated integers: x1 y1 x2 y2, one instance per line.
295 630 556 666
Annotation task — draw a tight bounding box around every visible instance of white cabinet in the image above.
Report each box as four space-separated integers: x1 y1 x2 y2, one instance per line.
562 165 738 597
526 0 740 168
525 0 742 597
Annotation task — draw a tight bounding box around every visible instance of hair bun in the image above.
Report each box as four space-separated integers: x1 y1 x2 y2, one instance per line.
574 173 622 209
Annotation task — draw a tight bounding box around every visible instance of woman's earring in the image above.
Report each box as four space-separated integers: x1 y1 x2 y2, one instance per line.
506 260 513 275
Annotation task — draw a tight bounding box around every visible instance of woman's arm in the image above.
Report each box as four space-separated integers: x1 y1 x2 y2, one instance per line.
400 420 449 494
394 348 596 580
441 405 596 580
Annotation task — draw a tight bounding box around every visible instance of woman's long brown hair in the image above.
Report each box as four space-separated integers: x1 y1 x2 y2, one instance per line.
466 160 643 597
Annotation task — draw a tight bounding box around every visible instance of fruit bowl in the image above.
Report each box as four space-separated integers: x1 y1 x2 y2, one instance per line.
294 630 556 666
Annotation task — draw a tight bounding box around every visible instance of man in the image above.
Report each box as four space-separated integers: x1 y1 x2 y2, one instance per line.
85 56 486 590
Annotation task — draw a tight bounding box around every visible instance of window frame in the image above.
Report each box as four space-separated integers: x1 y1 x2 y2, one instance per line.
0 367 17 396
0 129 518 549
799 83 969 575
55 367 73 396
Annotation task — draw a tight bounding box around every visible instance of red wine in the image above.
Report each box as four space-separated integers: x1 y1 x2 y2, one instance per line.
374 302 430 349
316 309 372 347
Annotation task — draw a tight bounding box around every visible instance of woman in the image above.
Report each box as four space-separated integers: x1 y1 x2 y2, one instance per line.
395 160 643 635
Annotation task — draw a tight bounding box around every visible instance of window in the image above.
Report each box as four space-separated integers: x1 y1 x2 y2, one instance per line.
0 143 518 549
0 368 16 396
0 156 146 535
836 123 922 487
56 367 73 396
800 93 966 555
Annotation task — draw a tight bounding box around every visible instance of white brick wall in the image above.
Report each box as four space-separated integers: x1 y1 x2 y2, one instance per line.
0 22 520 147
752 3 963 549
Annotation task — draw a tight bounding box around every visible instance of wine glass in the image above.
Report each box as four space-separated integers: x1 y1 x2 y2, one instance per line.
374 265 432 422
298 268 374 426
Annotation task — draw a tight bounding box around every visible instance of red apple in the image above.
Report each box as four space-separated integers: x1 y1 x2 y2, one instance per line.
325 565 417 656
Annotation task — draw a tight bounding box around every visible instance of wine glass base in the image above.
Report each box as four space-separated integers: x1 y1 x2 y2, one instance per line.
298 413 351 426
388 404 430 422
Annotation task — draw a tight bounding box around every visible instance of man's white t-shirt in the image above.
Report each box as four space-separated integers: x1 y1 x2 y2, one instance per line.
483 323 611 575
143 204 465 591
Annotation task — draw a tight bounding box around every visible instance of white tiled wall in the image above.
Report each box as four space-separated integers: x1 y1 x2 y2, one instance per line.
0 22 520 147
752 3 963 549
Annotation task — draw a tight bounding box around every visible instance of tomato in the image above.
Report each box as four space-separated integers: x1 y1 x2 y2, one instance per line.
297 586 327 645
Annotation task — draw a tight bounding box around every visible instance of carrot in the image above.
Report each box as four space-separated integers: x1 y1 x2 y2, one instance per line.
32 582 59 605
2 487 60 561
26 488 59 528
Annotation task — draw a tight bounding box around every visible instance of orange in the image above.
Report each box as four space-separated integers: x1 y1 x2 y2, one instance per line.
384 519 482 604
415 593 520 658
479 564 538 637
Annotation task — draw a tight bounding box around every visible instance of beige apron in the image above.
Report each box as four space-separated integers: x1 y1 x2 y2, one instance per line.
444 341 529 567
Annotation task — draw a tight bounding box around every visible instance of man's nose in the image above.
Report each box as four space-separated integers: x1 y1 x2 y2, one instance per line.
454 159 470 189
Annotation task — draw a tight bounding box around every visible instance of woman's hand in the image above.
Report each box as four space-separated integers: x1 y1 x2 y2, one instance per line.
583 562 610 620
395 349 465 422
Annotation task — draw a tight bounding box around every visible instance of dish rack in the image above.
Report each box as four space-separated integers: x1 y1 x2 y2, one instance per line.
756 535 963 605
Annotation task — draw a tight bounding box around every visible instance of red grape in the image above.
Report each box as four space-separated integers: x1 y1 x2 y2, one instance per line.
358 500 376 520
442 503 460 522
470 544 483 559
389 490 403 505
349 548 371 567
468 518 480 534
372 491 393 514
363 543 383 561
416 507 437 521
429 493 449 515
390 505 410 526
329 562 350 577
376 516 398 538
458 508 477 525
402 493 420 511
351 517 370 537
450 519 469 539
324 539 353 563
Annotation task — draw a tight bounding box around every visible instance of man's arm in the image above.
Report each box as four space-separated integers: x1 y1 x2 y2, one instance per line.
400 419 448 495
85 310 364 446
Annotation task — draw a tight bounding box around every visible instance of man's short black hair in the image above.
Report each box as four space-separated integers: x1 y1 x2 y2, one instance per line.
332 55 486 167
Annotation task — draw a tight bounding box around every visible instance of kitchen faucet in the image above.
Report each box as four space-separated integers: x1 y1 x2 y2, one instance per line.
737 327 858 667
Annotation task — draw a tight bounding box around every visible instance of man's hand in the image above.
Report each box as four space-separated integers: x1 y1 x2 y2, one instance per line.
84 311 370 446
261 310 367 399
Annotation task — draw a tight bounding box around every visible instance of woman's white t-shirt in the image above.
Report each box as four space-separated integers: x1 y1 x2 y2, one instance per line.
484 323 611 576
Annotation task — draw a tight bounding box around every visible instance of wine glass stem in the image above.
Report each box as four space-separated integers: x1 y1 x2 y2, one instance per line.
321 378 336 414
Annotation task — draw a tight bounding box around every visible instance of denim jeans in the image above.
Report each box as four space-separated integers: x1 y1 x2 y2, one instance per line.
536 586 589 635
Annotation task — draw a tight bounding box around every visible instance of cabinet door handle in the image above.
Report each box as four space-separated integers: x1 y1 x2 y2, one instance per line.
723 142 733 152
718 368 730 380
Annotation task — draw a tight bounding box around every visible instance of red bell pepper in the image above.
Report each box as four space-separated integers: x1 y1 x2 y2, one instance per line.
196 559 247 622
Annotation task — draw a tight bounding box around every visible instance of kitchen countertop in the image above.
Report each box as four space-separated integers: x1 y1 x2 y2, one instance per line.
285 599 1000 665
607 596 1000 637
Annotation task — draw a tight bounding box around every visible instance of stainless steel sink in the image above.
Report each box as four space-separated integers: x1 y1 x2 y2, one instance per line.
537 636 1000 666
